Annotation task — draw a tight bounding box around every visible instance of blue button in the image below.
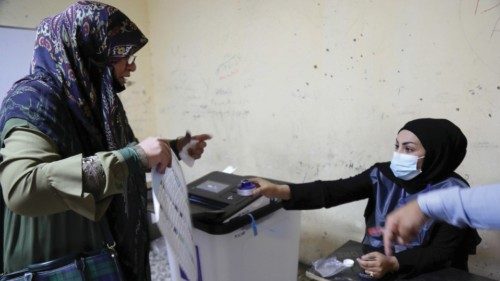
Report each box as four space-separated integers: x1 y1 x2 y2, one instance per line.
239 180 256 190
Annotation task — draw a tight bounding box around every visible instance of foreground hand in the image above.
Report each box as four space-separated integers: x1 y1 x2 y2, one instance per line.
356 251 399 279
138 137 172 173
383 200 429 256
177 133 212 159
249 178 291 200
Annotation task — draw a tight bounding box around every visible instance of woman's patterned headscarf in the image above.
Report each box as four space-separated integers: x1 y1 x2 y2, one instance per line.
0 1 150 279
30 0 148 154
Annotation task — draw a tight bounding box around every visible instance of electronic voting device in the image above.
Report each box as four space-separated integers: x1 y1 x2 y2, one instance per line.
188 171 282 234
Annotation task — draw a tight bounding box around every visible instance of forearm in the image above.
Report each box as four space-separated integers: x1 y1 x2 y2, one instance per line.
83 148 146 201
1 150 127 219
0 127 144 220
284 181 360 210
283 169 373 210
418 185 500 229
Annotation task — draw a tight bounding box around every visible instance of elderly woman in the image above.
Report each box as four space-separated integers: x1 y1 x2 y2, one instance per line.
0 1 209 280
252 118 481 279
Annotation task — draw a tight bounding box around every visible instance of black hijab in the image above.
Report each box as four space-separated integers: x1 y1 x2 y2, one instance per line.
377 118 468 194
377 119 480 259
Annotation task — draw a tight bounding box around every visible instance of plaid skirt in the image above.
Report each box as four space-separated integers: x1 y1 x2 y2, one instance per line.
1 249 123 281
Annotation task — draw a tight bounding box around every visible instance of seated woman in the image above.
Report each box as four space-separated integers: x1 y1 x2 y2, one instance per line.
251 118 481 279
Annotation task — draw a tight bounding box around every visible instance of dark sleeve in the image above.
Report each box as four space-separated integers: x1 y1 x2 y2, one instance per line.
282 167 374 210
394 222 467 278
169 139 181 159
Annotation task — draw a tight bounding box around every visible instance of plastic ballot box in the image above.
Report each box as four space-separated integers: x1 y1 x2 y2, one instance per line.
188 171 301 281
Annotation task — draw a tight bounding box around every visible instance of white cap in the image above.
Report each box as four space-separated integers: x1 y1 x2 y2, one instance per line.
342 259 354 267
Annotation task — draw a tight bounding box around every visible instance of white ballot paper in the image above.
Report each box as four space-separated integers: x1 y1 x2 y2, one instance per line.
152 152 197 281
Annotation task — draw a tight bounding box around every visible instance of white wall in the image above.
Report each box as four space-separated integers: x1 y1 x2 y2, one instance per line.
0 27 35 102
2 0 500 279
147 0 500 279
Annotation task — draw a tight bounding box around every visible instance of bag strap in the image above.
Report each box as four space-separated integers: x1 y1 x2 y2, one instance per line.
98 217 125 280
98 218 117 251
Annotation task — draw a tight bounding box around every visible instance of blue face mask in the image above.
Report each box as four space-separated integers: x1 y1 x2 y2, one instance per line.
390 152 424 180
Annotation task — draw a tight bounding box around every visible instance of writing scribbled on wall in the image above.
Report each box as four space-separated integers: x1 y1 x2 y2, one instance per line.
216 55 241 80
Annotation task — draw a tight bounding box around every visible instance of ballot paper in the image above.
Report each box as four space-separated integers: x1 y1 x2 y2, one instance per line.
152 152 197 281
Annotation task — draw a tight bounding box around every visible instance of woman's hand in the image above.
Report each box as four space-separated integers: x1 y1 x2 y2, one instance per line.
356 251 399 279
249 178 291 200
138 137 172 173
177 133 212 159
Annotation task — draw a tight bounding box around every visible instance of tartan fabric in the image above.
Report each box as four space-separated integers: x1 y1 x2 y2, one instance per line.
84 252 122 281
1 251 122 281
33 262 84 281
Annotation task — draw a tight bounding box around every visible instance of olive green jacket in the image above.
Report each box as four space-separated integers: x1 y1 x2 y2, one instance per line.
0 118 135 273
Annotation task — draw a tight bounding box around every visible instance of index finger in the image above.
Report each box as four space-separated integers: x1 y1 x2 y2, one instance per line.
356 257 378 268
360 251 381 260
248 177 260 183
248 178 264 186
192 134 212 142
383 223 395 256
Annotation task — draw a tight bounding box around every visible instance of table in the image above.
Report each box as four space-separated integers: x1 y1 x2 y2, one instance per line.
305 240 495 281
